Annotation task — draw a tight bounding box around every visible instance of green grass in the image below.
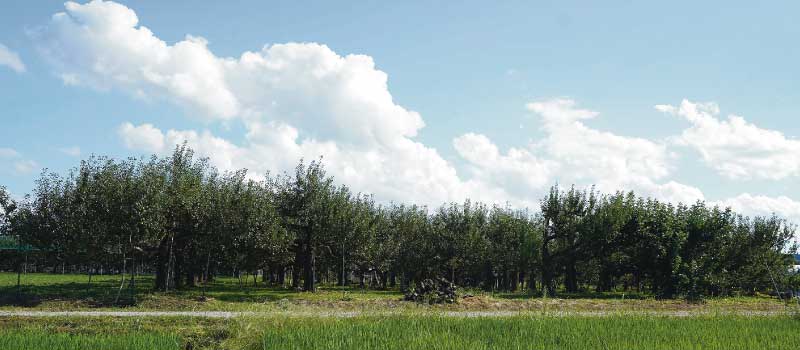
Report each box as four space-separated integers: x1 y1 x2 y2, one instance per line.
0 316 227 350
0 331 180 350
0 272 792 314
0 272 400 311
3 273 797 349
1 314 798 349
245 315 800 350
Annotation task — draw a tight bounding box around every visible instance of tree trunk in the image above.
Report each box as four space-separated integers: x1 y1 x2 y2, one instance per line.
291 265 300 289
303 238 316 292
336 269 343 286
16 252 22 300
278 266 286 286
202 252 211 297
596 261 612 293
565 258 578 293
299 228 316 292
155 236 170 291
541 239 555 297
87 266 93 291
114 247 127 304
186 269 196 288
128 256 136 299
380 271 388 289
172 247 184 290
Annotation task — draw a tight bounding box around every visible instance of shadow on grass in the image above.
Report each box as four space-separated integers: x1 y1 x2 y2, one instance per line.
0 293 42 307
494 290 649 300
0 273 403 307
0 275 153 307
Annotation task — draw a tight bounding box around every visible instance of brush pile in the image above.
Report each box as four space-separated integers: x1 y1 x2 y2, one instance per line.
404 277 458 304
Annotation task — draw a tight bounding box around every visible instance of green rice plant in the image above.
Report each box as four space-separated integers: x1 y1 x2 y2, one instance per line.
249 315 800 350
0 331 180 350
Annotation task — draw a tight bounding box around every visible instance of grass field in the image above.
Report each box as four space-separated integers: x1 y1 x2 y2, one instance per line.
2 272 799 349
0 272 793 314
0 272 400 311
248 315 800 350
2 314 798 350
0 331 180 350
0 316 226 349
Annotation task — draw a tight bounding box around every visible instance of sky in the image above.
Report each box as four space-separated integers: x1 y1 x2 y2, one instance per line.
1 0 799 224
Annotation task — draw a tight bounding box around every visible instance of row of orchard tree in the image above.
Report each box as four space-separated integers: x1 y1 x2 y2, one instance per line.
0 145 796 298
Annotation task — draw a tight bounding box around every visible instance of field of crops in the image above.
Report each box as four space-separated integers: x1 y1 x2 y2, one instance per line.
0 331 179 350
2 272 799 349
1 312 799 349
249 315 800 350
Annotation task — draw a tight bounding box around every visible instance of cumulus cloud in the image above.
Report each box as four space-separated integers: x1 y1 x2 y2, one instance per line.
455 99 703 204
656 99 800 180
530 99 677 193
41 1 469 206
38 1 798 225
118 122 165 153
0 43 26 73
34 1 237 118
42 1 707 208
453 132 554 202
34 0 423 145
715 194 800 226
119 120 491 206
58 146 81 157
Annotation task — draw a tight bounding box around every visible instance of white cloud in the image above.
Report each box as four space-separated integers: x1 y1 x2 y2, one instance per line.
454 99 703 205
13 160 38 175
453 132 554 202
119 121 492 206
0 43 26 73
39 1 796 222
34 0 424 145
530 99 677 194
58 146 81 157
118 122 165 153
0 148 38 175
656 99 800 180
715 194 800 227
0 148 20 158
36 0 238 118
42 1 489 207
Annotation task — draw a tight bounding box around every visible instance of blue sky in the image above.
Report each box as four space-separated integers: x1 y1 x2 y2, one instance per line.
1 0 799 223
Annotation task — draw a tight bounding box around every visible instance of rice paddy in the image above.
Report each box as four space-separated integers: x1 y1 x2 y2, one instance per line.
251 315 800 350
0 331 180 350
2 314 797 350
1 273 798 349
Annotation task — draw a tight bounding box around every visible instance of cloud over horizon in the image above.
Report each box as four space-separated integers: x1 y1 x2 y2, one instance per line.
32 0 800 225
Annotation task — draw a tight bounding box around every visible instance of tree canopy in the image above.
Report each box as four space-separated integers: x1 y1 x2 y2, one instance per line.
0 145 796 297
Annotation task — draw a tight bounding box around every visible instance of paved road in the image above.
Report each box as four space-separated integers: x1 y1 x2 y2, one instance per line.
0 310 787 318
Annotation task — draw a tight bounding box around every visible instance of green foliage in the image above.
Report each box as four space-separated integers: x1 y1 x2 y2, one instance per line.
0 146 796 300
